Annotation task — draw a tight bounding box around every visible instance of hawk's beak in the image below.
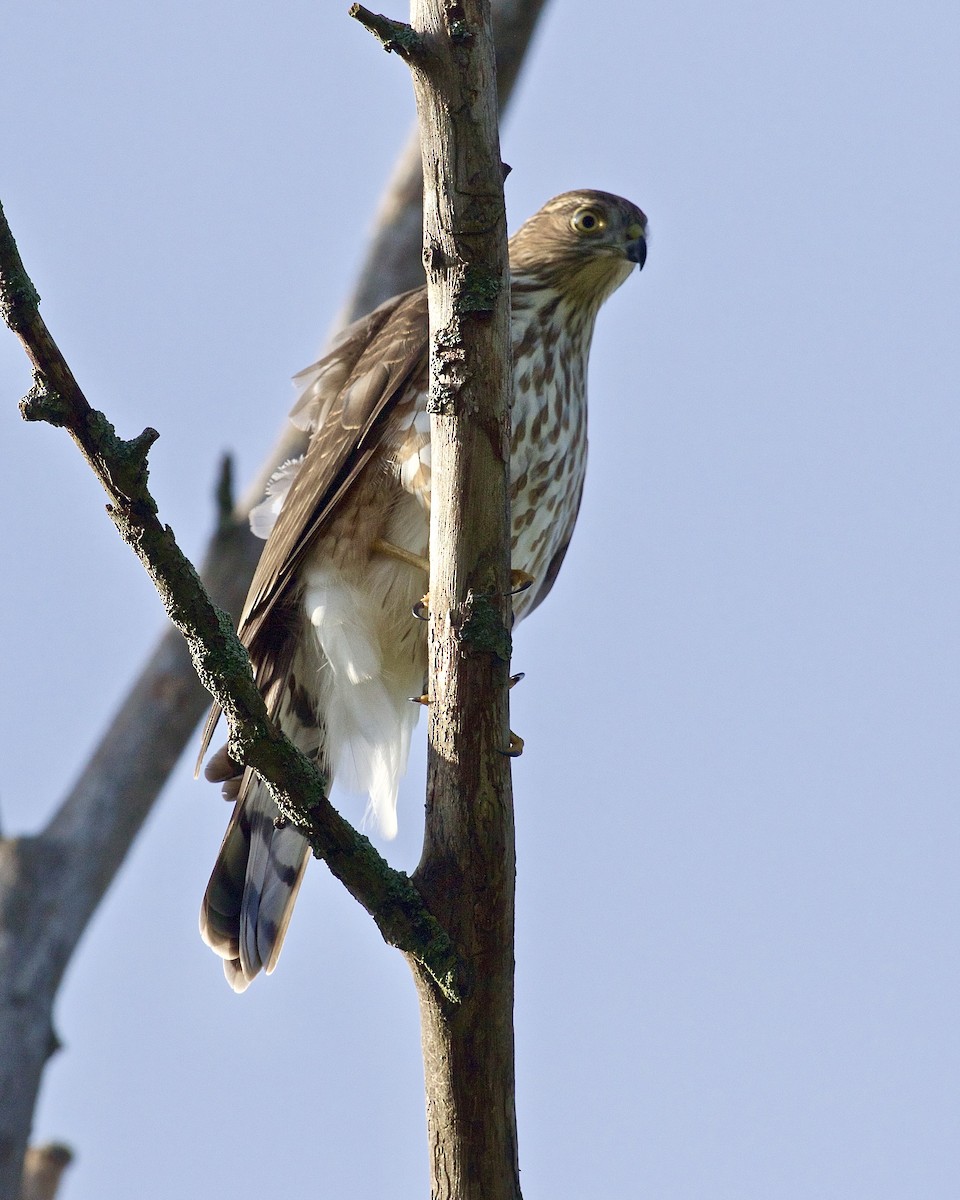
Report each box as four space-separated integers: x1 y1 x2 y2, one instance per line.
625 233 647 269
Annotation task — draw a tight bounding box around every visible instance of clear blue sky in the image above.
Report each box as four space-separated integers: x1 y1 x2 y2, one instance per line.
3 2 959 1197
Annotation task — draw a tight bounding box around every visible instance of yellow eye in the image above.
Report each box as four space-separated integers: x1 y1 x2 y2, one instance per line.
571 206 606 236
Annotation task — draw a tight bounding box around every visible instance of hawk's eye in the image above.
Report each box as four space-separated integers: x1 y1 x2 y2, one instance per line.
571 206 606 236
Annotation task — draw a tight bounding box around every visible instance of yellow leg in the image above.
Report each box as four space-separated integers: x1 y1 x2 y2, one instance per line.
372 537 429 574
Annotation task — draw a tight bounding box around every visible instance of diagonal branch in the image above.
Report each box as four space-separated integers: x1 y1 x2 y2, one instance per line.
0 197 461 1001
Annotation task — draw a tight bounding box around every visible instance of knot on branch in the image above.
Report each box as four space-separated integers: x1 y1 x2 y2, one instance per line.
115 423 159 483
19 379 70 427
96 423 160 509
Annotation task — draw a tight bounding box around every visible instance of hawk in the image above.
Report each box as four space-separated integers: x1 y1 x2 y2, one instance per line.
200 189 648 990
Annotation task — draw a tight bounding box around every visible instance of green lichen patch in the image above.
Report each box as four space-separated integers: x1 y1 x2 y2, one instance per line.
458 589 511 663
456 264 501 314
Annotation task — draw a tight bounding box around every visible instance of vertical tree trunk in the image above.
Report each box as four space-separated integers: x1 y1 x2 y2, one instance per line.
405 2 520 1196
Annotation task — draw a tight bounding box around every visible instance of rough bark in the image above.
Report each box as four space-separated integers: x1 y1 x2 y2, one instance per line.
355 1 521 1194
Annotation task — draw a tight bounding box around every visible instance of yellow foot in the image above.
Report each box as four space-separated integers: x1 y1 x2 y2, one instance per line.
414 681 520 706
510 570 535 595
380 553 531 591
501 731 525 757
414 569 533 619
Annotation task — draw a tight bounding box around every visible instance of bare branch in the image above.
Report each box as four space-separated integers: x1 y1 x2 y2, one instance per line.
349 4 427 60
379 0 519 1194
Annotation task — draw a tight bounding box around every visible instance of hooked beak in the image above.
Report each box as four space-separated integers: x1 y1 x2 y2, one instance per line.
626 234 647 269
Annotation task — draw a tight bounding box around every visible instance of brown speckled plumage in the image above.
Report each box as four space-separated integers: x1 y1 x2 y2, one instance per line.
199 189 648 990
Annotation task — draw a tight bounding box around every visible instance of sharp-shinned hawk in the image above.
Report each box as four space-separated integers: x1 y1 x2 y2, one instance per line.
199 189 648 990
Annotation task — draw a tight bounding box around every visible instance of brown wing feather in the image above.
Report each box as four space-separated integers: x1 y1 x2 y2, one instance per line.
240 286 428 644
195 286 429 771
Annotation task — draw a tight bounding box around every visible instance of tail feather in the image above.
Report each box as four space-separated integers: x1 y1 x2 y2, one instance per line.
200 635 325 992
240 785 310 979
200 775 312 992
201 553 425 989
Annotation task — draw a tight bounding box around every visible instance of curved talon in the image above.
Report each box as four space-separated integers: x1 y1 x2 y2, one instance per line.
509 671 525 689
409 693 431 705
412 595 430 621
510 570 535 595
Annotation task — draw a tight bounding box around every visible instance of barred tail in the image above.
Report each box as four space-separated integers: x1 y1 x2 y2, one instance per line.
199 638 326 992
199 776 310 992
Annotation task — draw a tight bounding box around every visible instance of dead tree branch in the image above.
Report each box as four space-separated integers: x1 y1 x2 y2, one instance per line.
354 0 519 1195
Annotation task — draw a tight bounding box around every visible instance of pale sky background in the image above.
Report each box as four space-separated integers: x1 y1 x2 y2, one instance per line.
3 2 959 1197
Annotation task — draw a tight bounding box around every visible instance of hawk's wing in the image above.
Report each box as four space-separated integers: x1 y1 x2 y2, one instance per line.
241 285 429 644
197 286 429 767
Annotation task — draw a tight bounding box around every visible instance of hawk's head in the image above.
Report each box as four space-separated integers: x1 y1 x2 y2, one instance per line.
508 189 648 306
